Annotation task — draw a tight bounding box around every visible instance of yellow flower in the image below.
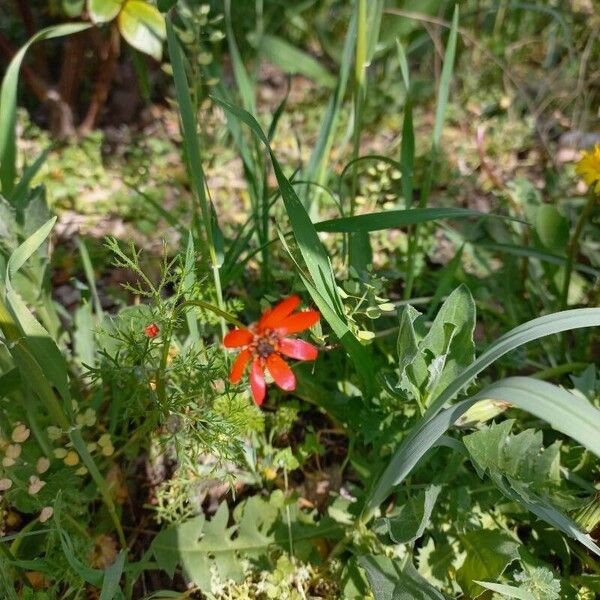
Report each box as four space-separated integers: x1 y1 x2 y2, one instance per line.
576 145 600 192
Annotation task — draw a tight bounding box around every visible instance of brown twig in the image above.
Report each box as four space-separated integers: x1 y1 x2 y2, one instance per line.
79 23 121 134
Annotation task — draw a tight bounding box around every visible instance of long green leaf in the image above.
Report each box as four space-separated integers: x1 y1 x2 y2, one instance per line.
476 241 600 277
302 8 357 209
99 552 125 600
165 18 212 253
213 96 374 393
365 376 600 558
0 23 90 193
224 0 255 113
4 218 71 404
432 5 459 146
365 308 600 512
256 34 335 88
315 207 519 233
474 581 535 600
426 308 600 417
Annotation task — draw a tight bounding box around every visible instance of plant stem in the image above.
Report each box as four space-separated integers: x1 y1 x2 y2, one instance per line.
531 362 588 381
561 193 596 309
175 299 244 329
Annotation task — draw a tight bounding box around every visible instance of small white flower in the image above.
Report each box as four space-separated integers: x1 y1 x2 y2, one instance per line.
28 476 46 495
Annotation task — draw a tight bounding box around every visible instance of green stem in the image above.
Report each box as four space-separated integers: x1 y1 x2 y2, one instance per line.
561 193 596 309
175 299 245 329
404 151 437 299
531 362 588 381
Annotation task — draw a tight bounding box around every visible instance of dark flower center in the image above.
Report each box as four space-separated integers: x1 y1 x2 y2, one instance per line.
256 338 275 358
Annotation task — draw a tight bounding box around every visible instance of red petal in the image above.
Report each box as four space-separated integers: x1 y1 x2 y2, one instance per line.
223 328 253 348
258 296 300 330
279 338 318 361
229 349 251 384
250 360 266 405
277 310 320 334
266 354 296 391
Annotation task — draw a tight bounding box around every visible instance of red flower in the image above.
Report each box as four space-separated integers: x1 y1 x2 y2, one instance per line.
144 323 160 338
224 296 320 405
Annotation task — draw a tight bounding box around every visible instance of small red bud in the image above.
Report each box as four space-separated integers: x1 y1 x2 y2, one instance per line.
144 323 160 338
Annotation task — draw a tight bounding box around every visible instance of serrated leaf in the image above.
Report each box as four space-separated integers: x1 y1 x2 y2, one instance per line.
376 485 441 544
118 0 166 61
397 305 422 378
464 421 561 491
359 554 446 600
151 496 278 590
456 529 520 598
418 285 475 403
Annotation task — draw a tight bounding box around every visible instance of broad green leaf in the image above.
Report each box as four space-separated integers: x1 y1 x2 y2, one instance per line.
456 530 520 598
0 23 91 194
255 34 335 88
375 485 441 544
151 496 277 589
88 0 123 23
118 0 166 61
419 285 475 403
358 554 446 600
396 305 421 378
315 207 518 233
417 538 457 590
535 204 569 253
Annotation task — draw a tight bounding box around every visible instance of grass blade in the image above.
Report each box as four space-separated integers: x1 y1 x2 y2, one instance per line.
432 5 459 147
212 96 374 393
0 23 90 194
315 207 519 233
426 307 600 418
